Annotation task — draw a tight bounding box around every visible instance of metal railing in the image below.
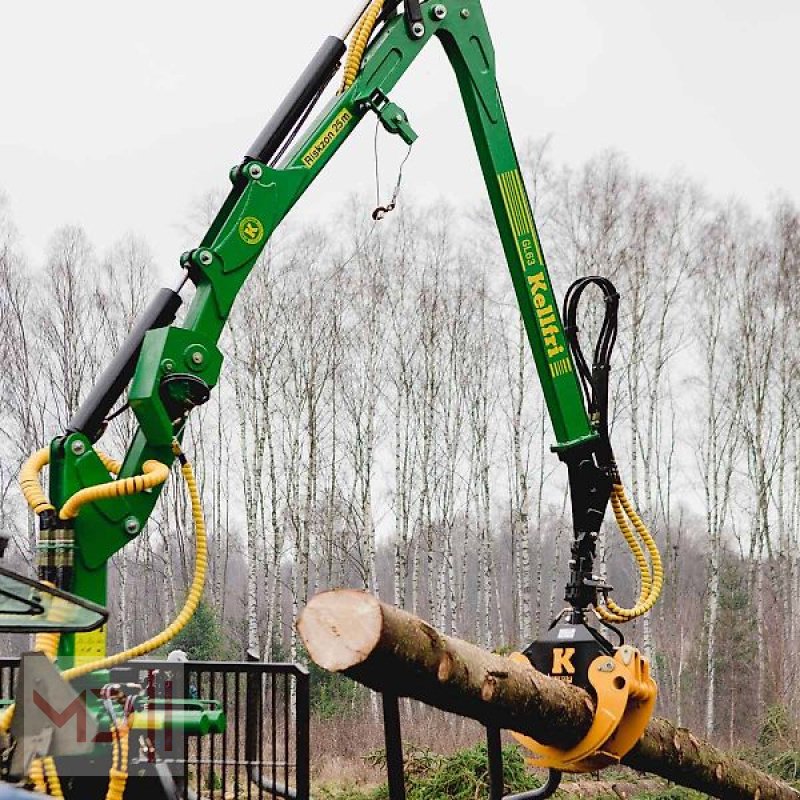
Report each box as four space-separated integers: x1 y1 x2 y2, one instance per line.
0 657 311 800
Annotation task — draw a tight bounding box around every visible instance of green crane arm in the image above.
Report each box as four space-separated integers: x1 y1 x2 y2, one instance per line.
44 0 607 660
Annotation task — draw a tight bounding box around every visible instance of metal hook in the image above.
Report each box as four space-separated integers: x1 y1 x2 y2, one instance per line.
372 204 394 221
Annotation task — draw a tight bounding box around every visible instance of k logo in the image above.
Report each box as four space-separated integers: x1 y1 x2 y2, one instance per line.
551 647 576 675
239 216 265 245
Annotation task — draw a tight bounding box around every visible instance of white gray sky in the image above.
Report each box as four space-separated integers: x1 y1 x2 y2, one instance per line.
2 1 799 275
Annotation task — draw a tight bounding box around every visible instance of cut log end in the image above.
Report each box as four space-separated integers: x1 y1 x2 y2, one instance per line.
297 589 383 672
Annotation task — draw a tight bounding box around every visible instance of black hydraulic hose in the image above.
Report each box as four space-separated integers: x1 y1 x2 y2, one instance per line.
562 276 619 432
562 275 620 473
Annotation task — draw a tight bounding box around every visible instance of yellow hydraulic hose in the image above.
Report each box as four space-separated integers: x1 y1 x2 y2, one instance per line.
20 446 169 523
33 582 70 666
34 630 60 662
339 0 384 93
105 720 129 800
59 459 169 521
96 451 122 475
22 445 169 678
18 439 206 683
42 757 63 798
28 759 47 793
595 484 663 624
20 448 55 515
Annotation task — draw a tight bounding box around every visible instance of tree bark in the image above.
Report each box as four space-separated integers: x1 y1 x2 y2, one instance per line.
298 590 799 800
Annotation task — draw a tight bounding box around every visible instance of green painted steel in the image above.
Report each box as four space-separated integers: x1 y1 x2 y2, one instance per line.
48 0 595 657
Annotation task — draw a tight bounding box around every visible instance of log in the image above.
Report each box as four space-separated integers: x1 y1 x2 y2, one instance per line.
298 590 800 800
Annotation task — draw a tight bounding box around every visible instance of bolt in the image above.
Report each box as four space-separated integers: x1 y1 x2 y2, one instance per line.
124 516 141 535
162 359 175 373
197 249 213 266
460 8 470 18
411 21 425 38
248 163 263 180
432 4 447 20
70 440 86 456
191 351 204 366
394 113 404 122
597 659 616 673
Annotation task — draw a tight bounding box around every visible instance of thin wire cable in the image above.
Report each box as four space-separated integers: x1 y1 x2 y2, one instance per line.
372 119 413 220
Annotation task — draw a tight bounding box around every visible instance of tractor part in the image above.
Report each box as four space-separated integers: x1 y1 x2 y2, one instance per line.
0 566 107 634
128 699 226 736
3 441 217 797
509 646 656 773
24 0 610 663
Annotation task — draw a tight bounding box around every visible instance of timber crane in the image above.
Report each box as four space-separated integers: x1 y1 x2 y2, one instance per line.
0 2 662 799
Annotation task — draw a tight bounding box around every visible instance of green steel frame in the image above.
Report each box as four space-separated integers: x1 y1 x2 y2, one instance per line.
48 0 596 660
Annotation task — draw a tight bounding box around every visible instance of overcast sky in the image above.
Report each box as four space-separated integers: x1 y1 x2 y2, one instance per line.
2 1 798 277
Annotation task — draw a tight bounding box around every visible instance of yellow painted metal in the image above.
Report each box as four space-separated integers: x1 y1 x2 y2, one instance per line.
509 646 657 773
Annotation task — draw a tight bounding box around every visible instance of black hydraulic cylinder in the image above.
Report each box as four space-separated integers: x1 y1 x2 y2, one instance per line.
246 36 346 164
67 288 183 441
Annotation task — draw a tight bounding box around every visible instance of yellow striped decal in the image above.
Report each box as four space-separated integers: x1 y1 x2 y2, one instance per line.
548 358 573 378
497 169 544 266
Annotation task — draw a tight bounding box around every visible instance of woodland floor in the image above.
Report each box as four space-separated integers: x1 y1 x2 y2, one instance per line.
309 707 800 800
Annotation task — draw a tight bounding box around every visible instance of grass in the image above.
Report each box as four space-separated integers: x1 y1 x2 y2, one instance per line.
318 743 542 800
317 742 800 800
311 702 800 799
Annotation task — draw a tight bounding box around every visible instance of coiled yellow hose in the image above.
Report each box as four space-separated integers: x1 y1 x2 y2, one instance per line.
43 757 63 798
96 451 122 475
20 446 169 523
20 449 55 516
34 631 60 662
59 460 169 521
339 0 384 93
24 445 169 666
105 720 129 800
28 758 47 793
595 484 663 623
